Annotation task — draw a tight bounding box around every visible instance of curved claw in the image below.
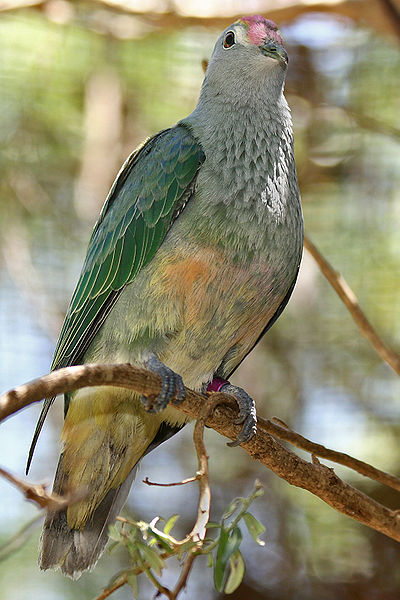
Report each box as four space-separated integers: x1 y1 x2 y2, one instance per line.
220 383 257 447
141 354 186 413
172 375 186 405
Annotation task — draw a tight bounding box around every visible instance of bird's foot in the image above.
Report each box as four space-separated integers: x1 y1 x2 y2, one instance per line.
207 378 257 446
141 354 186 413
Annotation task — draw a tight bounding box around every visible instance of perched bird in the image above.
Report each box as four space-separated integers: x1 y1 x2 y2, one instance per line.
28 15 303 578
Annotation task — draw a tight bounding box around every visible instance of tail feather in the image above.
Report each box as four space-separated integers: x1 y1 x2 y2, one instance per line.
26 397 55 474
39 421 182 578
40 465 137 578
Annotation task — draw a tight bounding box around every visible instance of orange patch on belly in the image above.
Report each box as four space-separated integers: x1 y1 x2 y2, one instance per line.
163 259 210 292
152 247 226 332
152 244 275 349
157 248 218 298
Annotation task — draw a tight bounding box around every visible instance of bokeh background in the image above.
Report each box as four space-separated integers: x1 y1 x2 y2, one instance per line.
1 1 400 598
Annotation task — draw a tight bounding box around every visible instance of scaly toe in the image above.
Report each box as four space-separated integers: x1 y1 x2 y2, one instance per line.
227 417 257 447
172 374 186 405
220 383 257 446
142 354 185 413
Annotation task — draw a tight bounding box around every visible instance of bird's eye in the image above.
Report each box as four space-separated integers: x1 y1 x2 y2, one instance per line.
223 31 236 49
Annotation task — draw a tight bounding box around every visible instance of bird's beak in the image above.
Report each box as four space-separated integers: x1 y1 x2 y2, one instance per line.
260 40 288 66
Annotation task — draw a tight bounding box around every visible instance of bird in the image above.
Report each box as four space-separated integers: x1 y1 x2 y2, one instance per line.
28 15 303 578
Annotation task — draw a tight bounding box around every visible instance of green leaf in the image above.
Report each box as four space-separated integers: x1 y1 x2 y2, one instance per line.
214 529 229 591
242 513 266 546
137 542 165 576
214 526 243 592
107 541 120 555
206 522 221 529
222 498 241 521
126 540 139 559
147 528 175 552
163 514 179 535
108 524 123 543
127 573 139 598
224 550 245 594
251 480 264 499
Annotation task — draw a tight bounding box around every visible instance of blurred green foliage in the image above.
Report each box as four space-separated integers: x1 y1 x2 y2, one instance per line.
0 7 399 600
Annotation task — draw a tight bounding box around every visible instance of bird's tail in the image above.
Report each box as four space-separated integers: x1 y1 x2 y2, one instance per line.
38 385 184 578
39 455 137 579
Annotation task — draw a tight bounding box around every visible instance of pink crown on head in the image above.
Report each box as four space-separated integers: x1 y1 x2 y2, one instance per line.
239 15 283 47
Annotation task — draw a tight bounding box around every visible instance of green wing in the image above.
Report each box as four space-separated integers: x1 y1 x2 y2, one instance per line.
54 124 204 369
27 124 204 473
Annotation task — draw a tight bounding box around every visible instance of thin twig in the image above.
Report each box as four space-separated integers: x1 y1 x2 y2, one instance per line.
259 416 400 492
0 466 79 511
0 514 43 562
94 548 178 600
349 109 400 141
94 575 128 600
2 363 400 543
171 552 197 599
137 553 173 600
98 402 213 600
168 401 213 599
187 402 212 543
142 476 199 487
304 235 400 376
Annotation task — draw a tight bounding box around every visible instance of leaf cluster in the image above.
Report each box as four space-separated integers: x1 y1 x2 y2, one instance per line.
106 481 266 597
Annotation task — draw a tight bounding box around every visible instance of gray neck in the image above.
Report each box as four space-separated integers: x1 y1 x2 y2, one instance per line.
198 53 286 109
182 67 294 186
181 79 296 205
183 70 290 139
178 78 302 260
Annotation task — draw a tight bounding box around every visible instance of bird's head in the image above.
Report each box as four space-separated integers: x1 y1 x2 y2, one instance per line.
221 16 287 66
204 15 288 104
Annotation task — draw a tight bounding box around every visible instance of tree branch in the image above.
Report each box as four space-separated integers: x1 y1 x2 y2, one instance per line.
258 416 400 492
0 465 81 511
1 363 400 543
304 235 400 376
3 1 400 43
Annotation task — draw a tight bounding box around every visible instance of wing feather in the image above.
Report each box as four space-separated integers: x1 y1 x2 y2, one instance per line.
53 125 204 370
26 124 204 473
